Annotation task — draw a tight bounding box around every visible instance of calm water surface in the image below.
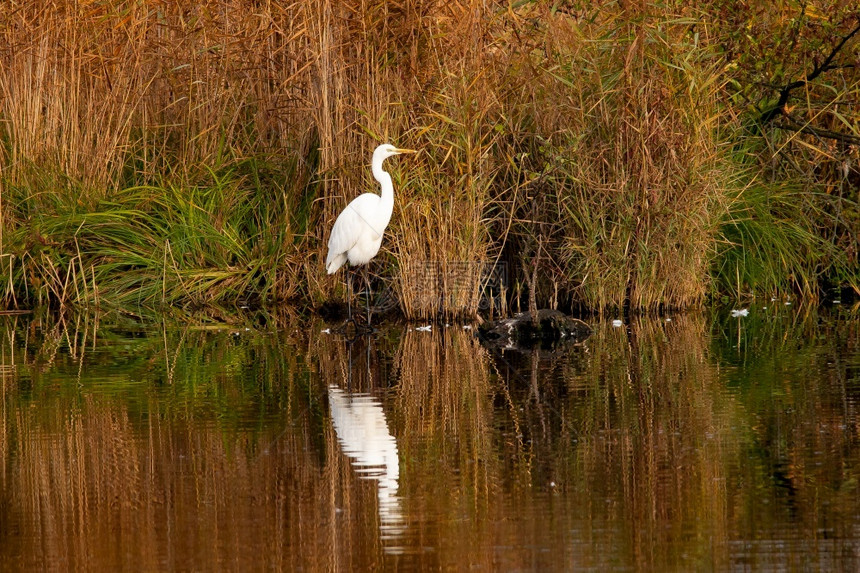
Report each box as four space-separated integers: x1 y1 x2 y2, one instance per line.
0 306 858 571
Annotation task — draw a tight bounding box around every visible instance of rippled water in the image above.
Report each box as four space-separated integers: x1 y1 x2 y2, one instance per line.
0 305 857 570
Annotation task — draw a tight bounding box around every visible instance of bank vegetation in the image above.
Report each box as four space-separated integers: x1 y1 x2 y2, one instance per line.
1 1 857 318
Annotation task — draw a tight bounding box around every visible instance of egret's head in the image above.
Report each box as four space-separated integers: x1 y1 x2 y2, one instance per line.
373 143 417 164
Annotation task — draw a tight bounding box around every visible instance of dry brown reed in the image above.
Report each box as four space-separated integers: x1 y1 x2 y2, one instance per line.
0 2 138 199
1 1 847 315
316 1 734 315
304 1 505 318
0 2 315 195
498 5 731 312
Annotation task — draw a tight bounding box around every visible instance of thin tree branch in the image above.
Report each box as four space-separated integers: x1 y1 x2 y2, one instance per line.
775 114 860 146
759 18 860 125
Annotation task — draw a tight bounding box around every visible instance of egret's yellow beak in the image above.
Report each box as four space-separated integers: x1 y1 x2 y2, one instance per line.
395 147 418 154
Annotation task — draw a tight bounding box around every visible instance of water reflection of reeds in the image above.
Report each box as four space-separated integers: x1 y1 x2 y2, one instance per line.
574 315 737 569
0 315 387 570
391 327 503 567
0 310 857 570
477 311 858 570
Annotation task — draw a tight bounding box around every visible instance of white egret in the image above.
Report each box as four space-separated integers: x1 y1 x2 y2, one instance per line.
326 143 416 326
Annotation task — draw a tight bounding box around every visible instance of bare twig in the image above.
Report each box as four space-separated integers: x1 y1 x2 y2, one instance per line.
775 115 860 146
759 18 860 125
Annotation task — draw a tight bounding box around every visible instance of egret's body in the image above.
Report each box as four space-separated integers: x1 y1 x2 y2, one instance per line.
325 192 390 273
326 143 415 325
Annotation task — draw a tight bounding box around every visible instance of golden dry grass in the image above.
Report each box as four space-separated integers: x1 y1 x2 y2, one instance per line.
0 1 854 314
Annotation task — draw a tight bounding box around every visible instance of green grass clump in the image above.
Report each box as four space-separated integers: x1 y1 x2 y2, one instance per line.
715 180 853 300
4 158 310 310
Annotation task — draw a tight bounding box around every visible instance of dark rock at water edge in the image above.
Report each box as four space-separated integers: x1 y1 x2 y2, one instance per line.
478 310 592 349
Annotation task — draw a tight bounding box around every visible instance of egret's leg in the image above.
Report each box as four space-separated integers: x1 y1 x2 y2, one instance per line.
346 269 353 322
364 267 372 328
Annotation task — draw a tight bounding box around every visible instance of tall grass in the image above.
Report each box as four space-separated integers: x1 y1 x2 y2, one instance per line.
0 1 317 310
393 72 501 319
0 1 856 316
713 136 858 300
13 158 311 309
715 181 834 299
493 6 734 312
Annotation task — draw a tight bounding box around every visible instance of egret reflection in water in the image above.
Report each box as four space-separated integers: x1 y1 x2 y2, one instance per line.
326 334 405 549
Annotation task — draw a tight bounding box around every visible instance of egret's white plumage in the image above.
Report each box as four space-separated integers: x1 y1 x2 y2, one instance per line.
326 143 416 275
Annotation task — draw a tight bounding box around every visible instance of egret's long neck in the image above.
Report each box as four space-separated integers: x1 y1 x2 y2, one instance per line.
373 160 394 207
